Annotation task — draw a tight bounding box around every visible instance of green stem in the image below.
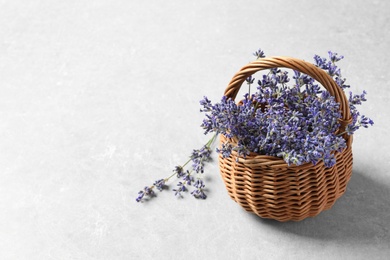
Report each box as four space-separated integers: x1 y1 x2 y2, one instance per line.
337 131 346 136
206 132 218 147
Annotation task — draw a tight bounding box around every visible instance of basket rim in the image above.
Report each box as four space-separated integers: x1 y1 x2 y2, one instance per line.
219 134 352 169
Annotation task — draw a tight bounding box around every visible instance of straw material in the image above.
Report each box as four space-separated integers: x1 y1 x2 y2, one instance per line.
219 57 353 222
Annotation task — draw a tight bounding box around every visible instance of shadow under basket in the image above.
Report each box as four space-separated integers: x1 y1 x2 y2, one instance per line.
218 56 354 222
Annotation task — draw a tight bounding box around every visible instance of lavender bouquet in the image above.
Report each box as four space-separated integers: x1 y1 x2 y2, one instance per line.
136 49 373 202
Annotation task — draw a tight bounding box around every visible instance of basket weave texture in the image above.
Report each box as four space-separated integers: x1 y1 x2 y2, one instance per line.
219 57 353 222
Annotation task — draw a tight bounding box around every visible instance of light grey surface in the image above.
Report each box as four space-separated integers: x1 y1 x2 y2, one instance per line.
1 0 389 259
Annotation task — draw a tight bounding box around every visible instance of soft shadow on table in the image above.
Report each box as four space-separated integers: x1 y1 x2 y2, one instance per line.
248 170 390 243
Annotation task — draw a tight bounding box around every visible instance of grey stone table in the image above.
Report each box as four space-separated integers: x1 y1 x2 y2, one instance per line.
1 0 389 259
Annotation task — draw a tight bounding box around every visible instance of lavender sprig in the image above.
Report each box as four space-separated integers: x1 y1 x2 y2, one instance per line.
136 133 217 202
253 49 266 59
315 51 374 135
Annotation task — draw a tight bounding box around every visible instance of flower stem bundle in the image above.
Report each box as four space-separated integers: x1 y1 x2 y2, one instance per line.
200 50 373 167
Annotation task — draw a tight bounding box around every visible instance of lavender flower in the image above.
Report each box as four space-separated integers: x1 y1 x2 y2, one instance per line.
335 76 350 89
200 96 212 112
345 114 374 135
359 115 374 128
216 142 233 158
182 171 194 185
246 75 255 85
136 186 155 202
191 145 212 173
253 49 266 59
136 191 144 202
328 51 344 63
174 165 185 178
349 91 367 106
153 179 166 191
327 63 341 77
173 182 187 197
191 179 207 199
293 70 313 87
314 55 329 69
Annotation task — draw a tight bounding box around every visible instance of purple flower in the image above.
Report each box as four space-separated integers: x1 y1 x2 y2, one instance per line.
328 51 344 63
327 63 341 77
253 49 266 59
173 182 187 197
191 188 207 199
173 165 185 178
359 115 374 128
200 96 212 112
172 170 196 198
216 142 233 158
323 152 336 168
136 186 155 202
293 70 314 87
191 145 212 173
314 55 329 69
136 190 144 202
246 75 255 85
191 179 207 199
349 91 367 106
182 171 194 185
275 71 290 84
153 179 166 191
335 76 350 89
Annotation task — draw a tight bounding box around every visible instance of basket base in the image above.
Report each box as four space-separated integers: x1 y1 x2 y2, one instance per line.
219 136 353 222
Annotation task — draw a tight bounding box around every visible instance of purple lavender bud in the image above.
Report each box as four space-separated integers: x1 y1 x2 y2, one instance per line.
191 189 207 199
174 166 185 178
328 51 344 63
314 55 329 69
153 179 166 191
173 182 188 197
246 75 255 84
136 186 155 202
253 49 265 59
144 186 154 197
135 190 145 202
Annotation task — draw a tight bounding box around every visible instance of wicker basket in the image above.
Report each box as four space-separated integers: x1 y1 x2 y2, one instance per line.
219 56 353 222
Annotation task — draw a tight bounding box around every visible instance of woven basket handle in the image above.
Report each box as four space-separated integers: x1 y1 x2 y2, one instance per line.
224 56 352 129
